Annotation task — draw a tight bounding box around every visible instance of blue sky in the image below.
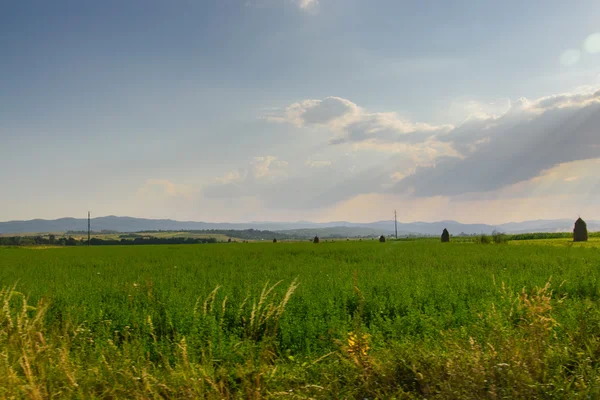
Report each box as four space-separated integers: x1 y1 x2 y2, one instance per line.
2 0 600 223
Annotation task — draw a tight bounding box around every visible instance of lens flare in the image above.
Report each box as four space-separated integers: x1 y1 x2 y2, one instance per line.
560 49 581 66
583 33 600 54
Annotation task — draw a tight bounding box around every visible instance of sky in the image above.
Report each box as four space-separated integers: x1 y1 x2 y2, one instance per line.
2 0 600 224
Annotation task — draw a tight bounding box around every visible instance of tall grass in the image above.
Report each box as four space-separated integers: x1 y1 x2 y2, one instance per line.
1 241 599 397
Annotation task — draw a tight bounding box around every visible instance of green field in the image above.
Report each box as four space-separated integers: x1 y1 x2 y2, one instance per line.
1 241 600 398
509 237 600 248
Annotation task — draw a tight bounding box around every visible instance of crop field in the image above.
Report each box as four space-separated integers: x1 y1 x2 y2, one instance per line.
1 241 600 398
509 237 600 248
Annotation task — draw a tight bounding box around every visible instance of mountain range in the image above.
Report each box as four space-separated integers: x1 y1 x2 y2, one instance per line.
0 216 598 236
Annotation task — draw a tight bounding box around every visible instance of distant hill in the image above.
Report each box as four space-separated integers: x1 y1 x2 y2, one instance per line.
1 215 598 237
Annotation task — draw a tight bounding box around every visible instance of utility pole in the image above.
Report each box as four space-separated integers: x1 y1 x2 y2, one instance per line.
394 210 398 239
88 211 91 246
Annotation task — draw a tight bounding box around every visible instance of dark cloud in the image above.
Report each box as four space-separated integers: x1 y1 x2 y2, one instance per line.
399 100 600 196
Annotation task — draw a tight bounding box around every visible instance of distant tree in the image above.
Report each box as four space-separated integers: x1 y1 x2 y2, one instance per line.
379 235 386 243
492 230 507 244
574 218 589 242
66 237 77 246
476 234 491 245
441 229 450 243
48 234 56 244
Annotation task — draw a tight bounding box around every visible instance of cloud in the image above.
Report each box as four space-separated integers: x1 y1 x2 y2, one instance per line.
134 86 600 222
399 88 600 196
305 157 332 168
204 151 422 209
251 156 288 179
266 96 359 126
137 179 195 198
262 87 600 204
204 156 289 199
215 170 246 184
267 96 453 148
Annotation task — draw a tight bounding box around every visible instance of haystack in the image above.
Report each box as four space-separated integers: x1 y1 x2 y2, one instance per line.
313 236 320 244
441 228 450 243
379 235 386 243
273 238 277 243
573 218 588 242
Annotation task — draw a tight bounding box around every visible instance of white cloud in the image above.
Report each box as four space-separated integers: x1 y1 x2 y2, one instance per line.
266 96 359 127
215 170 246 184
137 179 195 198
252 156 288 178
262 86 600 203
206 156 289 199
305 157 332 168
267 96 453 150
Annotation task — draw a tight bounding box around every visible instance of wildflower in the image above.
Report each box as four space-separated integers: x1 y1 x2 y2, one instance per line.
347 332 370 356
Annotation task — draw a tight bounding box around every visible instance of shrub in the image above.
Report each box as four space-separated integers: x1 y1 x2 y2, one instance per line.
475 234 492 244
492 230 508 244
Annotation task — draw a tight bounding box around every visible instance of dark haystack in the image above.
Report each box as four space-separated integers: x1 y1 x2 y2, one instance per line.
273 238 277 243
313 236 320 244
573 218 588 242
379 235 386 243
227 238 232 243
441 228 450 243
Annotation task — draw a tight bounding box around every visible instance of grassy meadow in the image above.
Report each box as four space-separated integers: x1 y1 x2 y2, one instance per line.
1 240 600 398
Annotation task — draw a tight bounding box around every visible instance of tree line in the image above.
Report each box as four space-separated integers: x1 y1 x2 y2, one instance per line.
0 235 218 246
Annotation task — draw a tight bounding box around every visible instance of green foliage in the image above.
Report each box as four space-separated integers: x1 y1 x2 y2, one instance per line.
492 230 508 244
508 231 600 240
474 234 492 244
1 241 600 397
